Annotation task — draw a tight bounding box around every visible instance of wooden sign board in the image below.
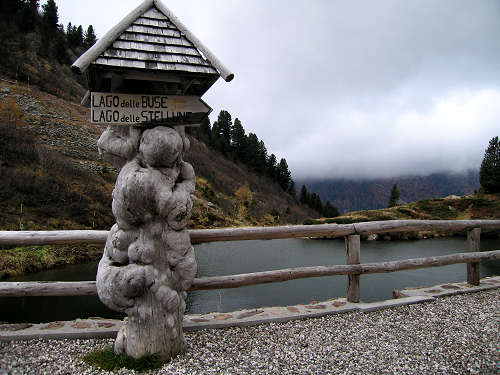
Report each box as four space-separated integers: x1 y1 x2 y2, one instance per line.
91 92 211 126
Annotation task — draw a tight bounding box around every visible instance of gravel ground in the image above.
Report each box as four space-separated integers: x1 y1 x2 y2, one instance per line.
1 289 499 375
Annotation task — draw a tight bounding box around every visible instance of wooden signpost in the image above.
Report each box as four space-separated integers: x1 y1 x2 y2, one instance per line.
90 92 211 126
72 0 233 362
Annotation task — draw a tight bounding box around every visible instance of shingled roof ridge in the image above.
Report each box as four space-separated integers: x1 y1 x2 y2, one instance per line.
72 0 234 82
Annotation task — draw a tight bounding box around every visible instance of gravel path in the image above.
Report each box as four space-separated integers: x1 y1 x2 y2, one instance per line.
1 289 499 375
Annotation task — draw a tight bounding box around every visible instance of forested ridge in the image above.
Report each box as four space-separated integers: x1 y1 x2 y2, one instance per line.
301 171 480 213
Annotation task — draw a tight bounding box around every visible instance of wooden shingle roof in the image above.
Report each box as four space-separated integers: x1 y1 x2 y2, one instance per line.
72 0 233 82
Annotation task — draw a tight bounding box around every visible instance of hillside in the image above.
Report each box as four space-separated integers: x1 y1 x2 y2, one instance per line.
0 78 317 231
301 172 479 213
0 77 321 278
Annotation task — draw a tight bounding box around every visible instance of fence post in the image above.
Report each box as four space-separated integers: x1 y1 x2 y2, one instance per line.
467 228 481 285
346 234 360 302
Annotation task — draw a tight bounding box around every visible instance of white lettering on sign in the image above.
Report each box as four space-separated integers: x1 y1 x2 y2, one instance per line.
90 92 211 126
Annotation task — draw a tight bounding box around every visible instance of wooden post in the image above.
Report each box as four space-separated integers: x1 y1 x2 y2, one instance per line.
346 235 360 302
467 228 481 286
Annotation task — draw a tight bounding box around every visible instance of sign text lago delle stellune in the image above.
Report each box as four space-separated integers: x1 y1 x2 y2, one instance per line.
91 92 211 125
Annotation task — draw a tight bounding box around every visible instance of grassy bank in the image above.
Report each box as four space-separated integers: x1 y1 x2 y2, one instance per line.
303 193 500 240
306 193 500 224
0 244 102 279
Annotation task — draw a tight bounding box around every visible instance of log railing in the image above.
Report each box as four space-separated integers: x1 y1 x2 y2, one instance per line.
0 220 499 303
2 220 500 245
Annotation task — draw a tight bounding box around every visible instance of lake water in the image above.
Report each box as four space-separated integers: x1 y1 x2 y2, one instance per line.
2 237 499 323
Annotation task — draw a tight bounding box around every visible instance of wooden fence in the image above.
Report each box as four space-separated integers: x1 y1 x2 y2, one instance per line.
0 220 499 303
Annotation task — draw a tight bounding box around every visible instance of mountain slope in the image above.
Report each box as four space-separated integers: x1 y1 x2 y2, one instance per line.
301 172 480 213
0 78 317 232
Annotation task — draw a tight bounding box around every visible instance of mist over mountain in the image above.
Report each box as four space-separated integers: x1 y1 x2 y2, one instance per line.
299 171 479 213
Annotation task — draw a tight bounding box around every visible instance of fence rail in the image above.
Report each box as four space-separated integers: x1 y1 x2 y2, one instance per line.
2 220 500 246
1 250 498 298
0 220 499 302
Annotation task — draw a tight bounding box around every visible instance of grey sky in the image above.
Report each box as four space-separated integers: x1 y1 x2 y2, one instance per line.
54 0 500 180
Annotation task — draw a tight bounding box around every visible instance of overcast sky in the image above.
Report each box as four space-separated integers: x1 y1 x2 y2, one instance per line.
53 0 500 180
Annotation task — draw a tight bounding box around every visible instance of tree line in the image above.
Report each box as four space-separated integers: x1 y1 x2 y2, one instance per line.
193 110 294 194
299 185 339 218
0 0 97 64
192 110 340 217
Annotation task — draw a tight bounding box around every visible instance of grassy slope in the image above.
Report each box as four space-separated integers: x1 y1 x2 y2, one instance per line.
307 193 500 238
0 79 318 278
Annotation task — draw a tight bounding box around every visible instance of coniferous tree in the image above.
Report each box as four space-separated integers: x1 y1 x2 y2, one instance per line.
388 184 400 207
41 0 58 31
196 117 212 145
310 193 323 214
245 132 260 169
231 118 246 159
217 110 232 144
0 0 21 21
210 120 224 154
54 31 68 63
256 140 268 173
479 136 500 193
211 120 219 143
300 185 308 204
66 22 73 41
75 25 84 46
323 201 339 218
212 110 232 155
83 24 97 49
277 158 291 191
288 180 297 200
266 153 277 179
19 0 39 32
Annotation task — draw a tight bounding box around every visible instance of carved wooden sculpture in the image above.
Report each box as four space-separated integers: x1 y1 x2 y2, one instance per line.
96 125 197 360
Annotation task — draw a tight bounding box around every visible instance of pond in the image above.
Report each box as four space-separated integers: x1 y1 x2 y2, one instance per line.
2 237 499 323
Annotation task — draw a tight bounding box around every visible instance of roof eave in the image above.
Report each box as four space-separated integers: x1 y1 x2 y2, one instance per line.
72 0 154 75
153 0 234 82
71 0 234 83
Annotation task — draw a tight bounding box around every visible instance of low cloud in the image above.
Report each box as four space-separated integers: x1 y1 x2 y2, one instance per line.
59 0 500 180
286 88 500 179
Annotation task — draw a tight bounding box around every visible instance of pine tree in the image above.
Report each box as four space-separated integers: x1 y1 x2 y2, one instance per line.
54 32 68 63
256 140 268 173
83 25 97 49
212 110 232 155
231 118 246 160
323 201 339 218
288 180 297 200
18 0 39 32
300 185 308 204
277 158 291 191
75 25 84 46
42 0 58 31
388 184 400 207
217 110 232 144
245 132 260 169
211 120 219 142
0 0 21 20
479 136 500 193
196 117 212 144
266 153 277 179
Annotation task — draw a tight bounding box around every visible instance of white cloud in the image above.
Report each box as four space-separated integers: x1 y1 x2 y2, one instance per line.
288 88 500 179
56 0 500 180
